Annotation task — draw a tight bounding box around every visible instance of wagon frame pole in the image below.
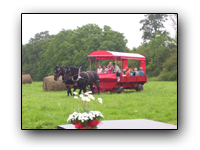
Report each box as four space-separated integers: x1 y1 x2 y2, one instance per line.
95 58 97 72
89 58 91 71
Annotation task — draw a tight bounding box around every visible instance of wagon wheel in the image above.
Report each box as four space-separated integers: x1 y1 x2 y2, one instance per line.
136 84 143 92
117 86 124 94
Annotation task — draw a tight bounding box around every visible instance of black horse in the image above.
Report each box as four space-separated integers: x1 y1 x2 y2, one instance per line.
64 66 100 94
54 66 79 96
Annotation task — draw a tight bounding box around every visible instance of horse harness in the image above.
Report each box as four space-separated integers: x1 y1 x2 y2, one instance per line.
71 71 94 86
54 69 62 77
82 71 94 85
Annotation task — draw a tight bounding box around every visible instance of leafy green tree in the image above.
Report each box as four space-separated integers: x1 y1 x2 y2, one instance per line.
22 31 52 80
146 32 173 76
22 24 131 81
140 14 168 43
99 25 128 52
157 36 177 81
169 14 177 31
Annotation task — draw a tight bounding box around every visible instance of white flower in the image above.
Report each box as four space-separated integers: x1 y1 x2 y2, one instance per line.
67 114 75 122
89 112 95 120
73 91 78 95
98 98 103 103
84 92 89 95
88 94 95 100
78 114 84 120
79 94 84 98
98 98 102 101
85 97 90 102
81 97 85 101
88 111 104 119
74 96 78 99
88 94 93 98
88 91 92 94
82 112 88 116
84 117 89 121
72 112 78 116
75 113 81 119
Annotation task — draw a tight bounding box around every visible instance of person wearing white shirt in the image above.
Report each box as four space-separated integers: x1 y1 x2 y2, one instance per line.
97 65 103 74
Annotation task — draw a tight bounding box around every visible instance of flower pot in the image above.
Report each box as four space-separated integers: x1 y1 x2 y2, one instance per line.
74 119 100 129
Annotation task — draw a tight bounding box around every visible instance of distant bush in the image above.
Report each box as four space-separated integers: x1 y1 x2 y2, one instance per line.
147 76 158 81
157 69 177 81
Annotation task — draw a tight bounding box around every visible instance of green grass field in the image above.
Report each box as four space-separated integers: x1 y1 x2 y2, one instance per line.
22 81 177 129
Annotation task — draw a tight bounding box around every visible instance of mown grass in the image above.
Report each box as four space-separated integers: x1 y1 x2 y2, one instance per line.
22 81 177 129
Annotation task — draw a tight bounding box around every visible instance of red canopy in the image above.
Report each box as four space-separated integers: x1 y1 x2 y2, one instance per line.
88 50 145 60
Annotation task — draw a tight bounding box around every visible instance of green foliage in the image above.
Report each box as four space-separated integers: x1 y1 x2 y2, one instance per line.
146 33 172 76
157 50 177 81
130 32 177 78
22 20 177 81
157 70 177 81
138 14 176 78
22 24 129 81
162 50 177 71
140 14 168 43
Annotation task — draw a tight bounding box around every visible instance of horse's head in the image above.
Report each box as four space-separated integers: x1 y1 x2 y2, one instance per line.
64 66 79 81
54 66 62 81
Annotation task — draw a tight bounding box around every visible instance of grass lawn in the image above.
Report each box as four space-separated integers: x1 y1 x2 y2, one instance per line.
22 81 177 129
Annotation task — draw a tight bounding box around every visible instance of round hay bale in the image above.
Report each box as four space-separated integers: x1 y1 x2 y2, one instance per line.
43 76 66 92
22 74 32 84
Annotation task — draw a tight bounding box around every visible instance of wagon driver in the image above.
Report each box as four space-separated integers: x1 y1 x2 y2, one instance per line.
112 63 121 82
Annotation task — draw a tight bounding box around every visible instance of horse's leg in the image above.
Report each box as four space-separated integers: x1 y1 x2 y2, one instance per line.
79 88 82 95
90 84 94 94
69 87 72 96
95 81 100 94
73 86 77 96
66 86 70 96
82 85 87 94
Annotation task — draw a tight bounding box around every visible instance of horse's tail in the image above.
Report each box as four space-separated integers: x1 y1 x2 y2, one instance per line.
91 71 106 93
95 83 106 92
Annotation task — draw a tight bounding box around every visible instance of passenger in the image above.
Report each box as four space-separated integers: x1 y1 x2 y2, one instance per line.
112 63 121 81
107 65 112 73
109 62 114 72
125 67 130 77
134 68 139 76
103 65 107 73
97 65 103 74
139 67 145 76
132 68 136 76
130 68 134 77
122 68 126 76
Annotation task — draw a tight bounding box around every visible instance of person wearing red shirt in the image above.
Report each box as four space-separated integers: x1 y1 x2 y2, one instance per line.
125 67 130 77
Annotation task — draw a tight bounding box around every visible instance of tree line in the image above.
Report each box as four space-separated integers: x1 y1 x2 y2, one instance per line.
22 14 177 81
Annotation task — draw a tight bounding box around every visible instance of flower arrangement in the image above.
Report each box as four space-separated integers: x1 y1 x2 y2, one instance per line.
67 91 103 129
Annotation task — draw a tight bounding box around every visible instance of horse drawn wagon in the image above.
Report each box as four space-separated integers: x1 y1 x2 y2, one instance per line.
54 50 147 94
88 50 147 93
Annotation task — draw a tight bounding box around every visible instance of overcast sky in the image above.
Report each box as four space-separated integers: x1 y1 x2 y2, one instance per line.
22 14 176 49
